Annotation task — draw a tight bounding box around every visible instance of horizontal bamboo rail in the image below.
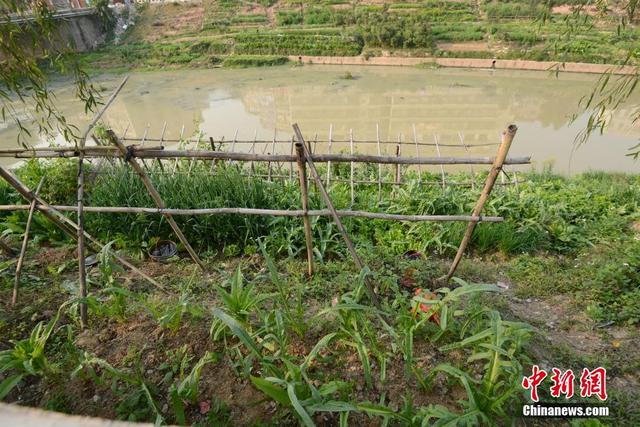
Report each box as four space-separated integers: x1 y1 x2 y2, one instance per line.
119 137 502 148
0 204 504 223
0 147 531 165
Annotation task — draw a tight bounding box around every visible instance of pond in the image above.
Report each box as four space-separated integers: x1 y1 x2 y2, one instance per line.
1 65 638 174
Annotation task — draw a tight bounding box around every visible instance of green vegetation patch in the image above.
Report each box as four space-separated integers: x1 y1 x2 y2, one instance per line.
233 30 363 56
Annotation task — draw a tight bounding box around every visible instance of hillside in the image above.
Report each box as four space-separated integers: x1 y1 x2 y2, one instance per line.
85 0 640 69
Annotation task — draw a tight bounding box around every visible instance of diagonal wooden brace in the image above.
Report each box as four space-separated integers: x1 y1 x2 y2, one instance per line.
0 166 165 291
106 130 205 270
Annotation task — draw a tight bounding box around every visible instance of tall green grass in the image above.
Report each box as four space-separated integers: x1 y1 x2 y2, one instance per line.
2 160 638 260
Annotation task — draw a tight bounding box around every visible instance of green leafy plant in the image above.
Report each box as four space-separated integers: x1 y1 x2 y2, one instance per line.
0 307 63 399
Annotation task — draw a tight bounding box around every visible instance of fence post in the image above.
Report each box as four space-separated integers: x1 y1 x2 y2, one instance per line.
444 125 518 282
295 144 314 277
292 124 379 307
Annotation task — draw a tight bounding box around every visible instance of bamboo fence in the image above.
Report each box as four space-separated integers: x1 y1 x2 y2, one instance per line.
0 78 527 322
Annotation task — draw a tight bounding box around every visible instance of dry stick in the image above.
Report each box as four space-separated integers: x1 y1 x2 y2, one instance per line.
444 124 519 283
0 166 163 290
434 134 446 190
12 177 44 306
326 123 333 189
350 129 355 205
458 131 475 190
0 204 505 222
295 144 314 276
77 75 129 327
376 123 382 201
292 124 380 307
412 125 422 186
108 131 205 270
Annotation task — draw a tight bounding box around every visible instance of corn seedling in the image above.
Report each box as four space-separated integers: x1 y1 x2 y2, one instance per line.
210 266 271 340
73 352 164 425
169 351 219 425
420 310 532 424
0 306 64 400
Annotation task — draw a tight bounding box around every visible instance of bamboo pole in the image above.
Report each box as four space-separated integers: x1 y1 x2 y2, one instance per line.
0 147 531 166
0 204 505 222
116 136 501 148
107 131 205 270
268 129 276 181
289 136 294 180
12 177 44 306
295 144 314 276
412 125 422 186
172 125 185 175
77 75 129 327
157 122 167 172
140 124 151 171
458 132 475 190
376 123 382 201
395 141 401 185
209 136 217 173
434 134 446 189
249 129 257 178
444 125 518 282
292 124 379 307
0 166 163 290
326 123 333 189
350 129 355 205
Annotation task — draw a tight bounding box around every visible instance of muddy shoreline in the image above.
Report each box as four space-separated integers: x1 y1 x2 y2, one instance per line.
290 55 639 75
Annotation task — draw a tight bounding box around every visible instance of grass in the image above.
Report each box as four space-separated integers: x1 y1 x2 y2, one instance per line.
1 159 639 327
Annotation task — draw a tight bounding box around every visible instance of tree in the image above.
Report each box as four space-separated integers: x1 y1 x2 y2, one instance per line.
0 0 100 147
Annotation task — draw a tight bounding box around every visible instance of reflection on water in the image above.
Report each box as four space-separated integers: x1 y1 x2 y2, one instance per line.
1 65 639 173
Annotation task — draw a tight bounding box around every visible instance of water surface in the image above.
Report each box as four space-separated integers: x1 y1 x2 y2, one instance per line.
1 65 639 174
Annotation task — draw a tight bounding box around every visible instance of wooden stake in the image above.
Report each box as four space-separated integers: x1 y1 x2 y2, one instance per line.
326 123 333 189
376 123 382 201
295 144 314 276
0 166 163 290
412 125 422 186
12 177 44 306
395 140 401 185
173 124 186 174
350 129 355 205
444 125 518 282
434 134 446 189
458 132 475 190
107 131 205 270
77 75 129 328
268 129 276 181
156 122 167 172
292 124 379 306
